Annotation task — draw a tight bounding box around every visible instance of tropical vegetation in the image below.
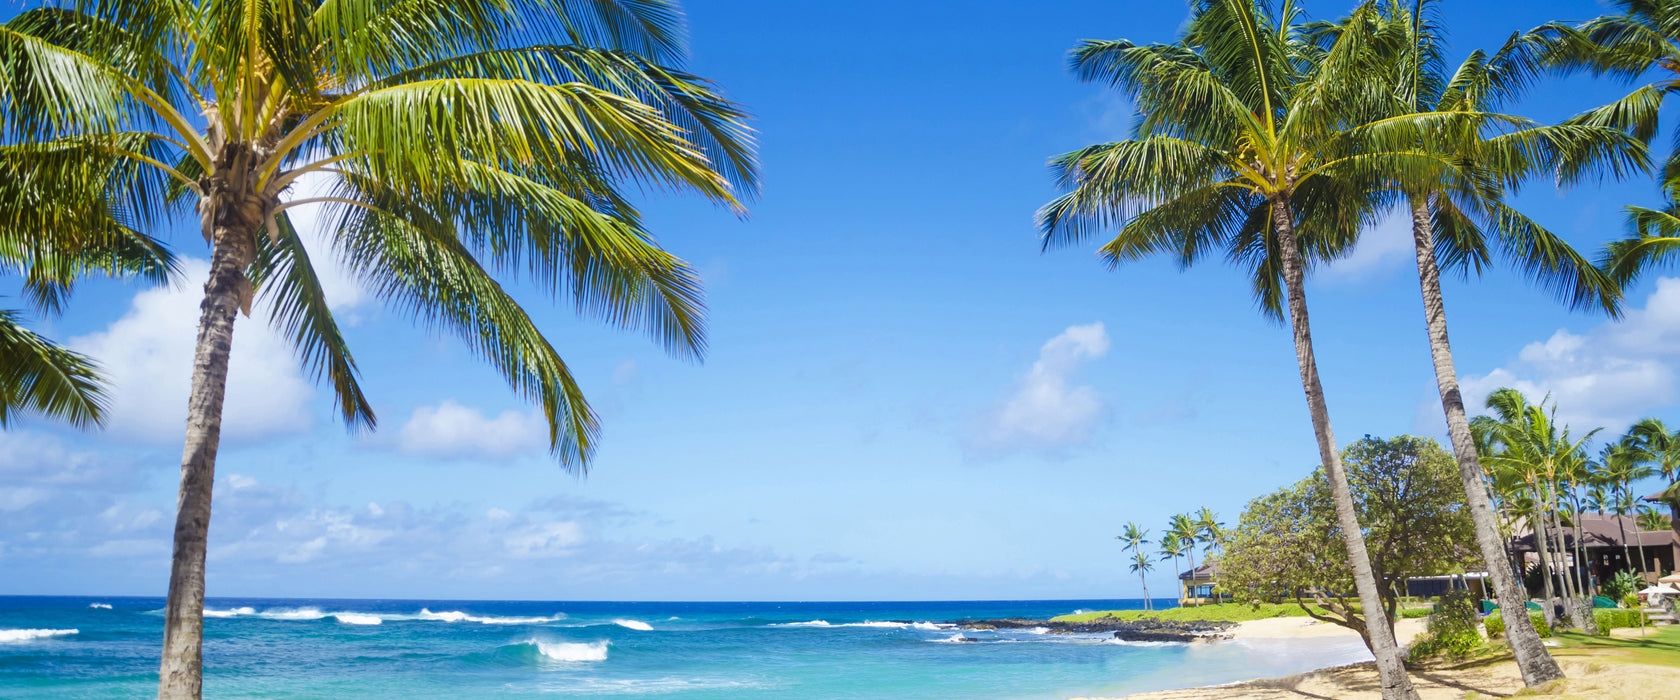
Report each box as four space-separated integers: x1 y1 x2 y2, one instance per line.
0 0 755 697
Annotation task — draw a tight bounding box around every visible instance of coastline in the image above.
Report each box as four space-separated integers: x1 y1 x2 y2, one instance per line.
1079 622 1680 700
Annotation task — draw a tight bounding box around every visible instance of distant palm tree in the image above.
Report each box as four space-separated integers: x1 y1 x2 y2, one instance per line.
1599 442 1655 576
1158 534 1189 603
1168 513 1200 583
1119 522 1152 611
1038 4 1451 693
1624 419 1680 545
0 2 756 698
1193 507 1223 560
1129 551 1155 609
1637 505 1668 532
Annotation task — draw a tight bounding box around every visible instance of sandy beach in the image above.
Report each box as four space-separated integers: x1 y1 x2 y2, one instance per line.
1076 622 1680 700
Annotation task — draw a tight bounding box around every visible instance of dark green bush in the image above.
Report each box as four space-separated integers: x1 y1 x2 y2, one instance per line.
1595 608 1644 634
1603 570 1641 602
1409 591 1480 661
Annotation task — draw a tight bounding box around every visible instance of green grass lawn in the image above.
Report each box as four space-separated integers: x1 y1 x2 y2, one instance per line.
1051 603 1313 623
1552 625 1680 668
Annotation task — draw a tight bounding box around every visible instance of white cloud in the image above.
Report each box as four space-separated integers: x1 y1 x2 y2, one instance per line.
1321 210 1415 281
69 258 315 444
971 323 1111 453
396 400 548 460
1460 277 1680 432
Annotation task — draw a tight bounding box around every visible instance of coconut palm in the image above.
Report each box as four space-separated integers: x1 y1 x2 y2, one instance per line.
1037 2 1436 695
1316 0 1647 683
1638 505 1668 531
0 2 756 698
1119 522 1152 610
1167 513 1201 593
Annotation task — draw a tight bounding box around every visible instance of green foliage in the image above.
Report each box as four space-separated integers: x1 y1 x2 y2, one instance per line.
1484 611 1551 639
1625 593 1644 610
1595 608 1645 635
1603 570 1642 602
1398 607 1433 619
1408 591 1481 661
1220 435 1476 632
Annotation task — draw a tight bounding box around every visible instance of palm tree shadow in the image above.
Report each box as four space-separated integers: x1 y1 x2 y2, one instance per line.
1413 671 1511 698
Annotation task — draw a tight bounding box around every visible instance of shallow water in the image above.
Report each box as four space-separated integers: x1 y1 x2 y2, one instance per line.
0 597 1373 698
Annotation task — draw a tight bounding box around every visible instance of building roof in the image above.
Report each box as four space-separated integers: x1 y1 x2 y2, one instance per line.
1508 512 1679 552
1179 560 1220 581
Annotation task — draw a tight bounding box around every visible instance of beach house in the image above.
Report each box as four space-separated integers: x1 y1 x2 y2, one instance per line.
1507 512 1680 587
1177 561 1224 606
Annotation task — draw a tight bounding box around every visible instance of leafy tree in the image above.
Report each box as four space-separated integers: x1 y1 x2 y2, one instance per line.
0 2 756 697
1220 435 1476 654
1035 3 1456 692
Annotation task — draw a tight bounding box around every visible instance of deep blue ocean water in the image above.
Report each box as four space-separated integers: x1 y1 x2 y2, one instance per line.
0 597 1375 698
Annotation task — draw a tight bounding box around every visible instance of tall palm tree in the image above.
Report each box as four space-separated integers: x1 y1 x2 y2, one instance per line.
1638 505 1668 531
1320 0 1646 684
0 2 756 698
1037 2 1434 696
1119 522 1152 610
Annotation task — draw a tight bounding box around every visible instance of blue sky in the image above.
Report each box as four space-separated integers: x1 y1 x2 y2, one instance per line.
4 0 1679 601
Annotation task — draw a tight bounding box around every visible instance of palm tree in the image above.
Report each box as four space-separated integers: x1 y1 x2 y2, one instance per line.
1158 533 1189 603
1194 506 1224 561
1638 505 1668 532
1119 522 1152 611
1476 389 1600 634
0 3 756 698
1624 419 1680 550
1037 2 1432 695
1129 551 1156 609
0 154 178 427
1167 513 1202 603
1322 1 1646 684
1600 441 1655 576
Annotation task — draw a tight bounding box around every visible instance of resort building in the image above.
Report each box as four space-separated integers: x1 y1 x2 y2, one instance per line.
1401 573 1489 599
1507 512 1680 587
1178 561 1224 606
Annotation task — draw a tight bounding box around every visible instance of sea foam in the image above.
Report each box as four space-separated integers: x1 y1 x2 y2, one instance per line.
418 608 562 625
529 640 609 662
333 613 383 625
0 628 78 643
203 607 256 618
88 603 112 610
258 608 328 621
613 619 653 631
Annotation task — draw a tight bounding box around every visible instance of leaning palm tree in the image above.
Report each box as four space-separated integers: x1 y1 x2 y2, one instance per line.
0 2 755 698
1600 441 1655 576
1319 0 1647 684
1037 2 1436 696
1167 512 1201 598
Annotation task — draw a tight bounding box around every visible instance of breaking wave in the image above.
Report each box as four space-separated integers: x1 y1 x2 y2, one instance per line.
499 639 610 664
0 628 78 643
416 609 564 625
613 619 653 631
88 603 112 610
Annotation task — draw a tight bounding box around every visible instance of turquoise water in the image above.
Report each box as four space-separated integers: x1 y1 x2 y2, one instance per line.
0 597 1374 698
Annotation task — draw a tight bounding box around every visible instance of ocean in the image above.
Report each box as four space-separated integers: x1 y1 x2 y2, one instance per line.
0 597 1376 698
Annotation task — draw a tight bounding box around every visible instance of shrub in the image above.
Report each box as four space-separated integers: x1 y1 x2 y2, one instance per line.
1603 570 1641 602
1408 591 1480 661
1483 610 1550 639
1399 607 1432 619
1595 608 1644 634
1623 593 1642 610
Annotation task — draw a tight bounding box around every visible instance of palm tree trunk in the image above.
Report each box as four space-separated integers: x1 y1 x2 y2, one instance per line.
1185 544 1198 607
1273 198 1417 700
158 172 260 700
1406 196 1563 684
1140 572 1151 611
1533 500 1555 605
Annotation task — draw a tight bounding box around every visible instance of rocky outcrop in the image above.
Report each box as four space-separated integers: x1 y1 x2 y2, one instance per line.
952 617 1235 643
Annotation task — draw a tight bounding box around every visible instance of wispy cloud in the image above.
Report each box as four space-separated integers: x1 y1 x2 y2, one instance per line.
970 322 1111 454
